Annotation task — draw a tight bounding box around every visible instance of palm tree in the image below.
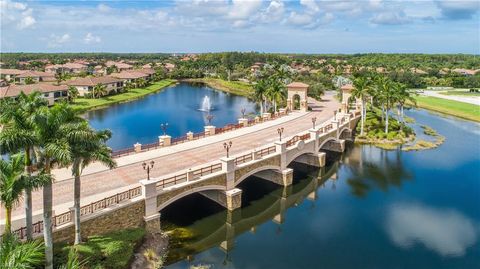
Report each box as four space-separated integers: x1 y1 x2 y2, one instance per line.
253 79 268 114
267 78 285 113
375 77 396 133
0 234 44 269
33 103 88 269
0 155 26 234
92 83 108 98
55 73 68 86
24 77 35 85
393 82 416 130
69 127 116 244
0 92 47 240
68 86 79 103
352 76 371 135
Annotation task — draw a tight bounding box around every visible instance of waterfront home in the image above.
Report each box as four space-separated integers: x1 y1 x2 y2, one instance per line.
0 83 68 105
45 63 88 74
111 70 149 85
15 71 56 84
66 76 124 97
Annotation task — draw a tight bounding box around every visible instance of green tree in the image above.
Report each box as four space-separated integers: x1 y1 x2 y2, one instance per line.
92 83 108 98
0 155 26 234
68 86 79 103
24 77 35 85
0 92 47 240
253 79 268 114
393 82 416 130
267 77 286 113
0 234 44 269
69 127 116 245
55 73 68 86
33 103 88 269
352 76 371 135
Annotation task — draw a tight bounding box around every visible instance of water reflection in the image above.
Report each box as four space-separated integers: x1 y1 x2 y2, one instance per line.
386 203 478 257
344 145 413 198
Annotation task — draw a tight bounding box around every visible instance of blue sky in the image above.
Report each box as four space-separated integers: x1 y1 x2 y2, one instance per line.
1 0 479 53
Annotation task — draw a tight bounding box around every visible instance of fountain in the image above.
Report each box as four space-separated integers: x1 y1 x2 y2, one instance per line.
200 95 212 112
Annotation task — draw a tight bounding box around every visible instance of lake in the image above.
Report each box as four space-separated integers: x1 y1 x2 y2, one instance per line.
162 109 480 269
84 82 259 150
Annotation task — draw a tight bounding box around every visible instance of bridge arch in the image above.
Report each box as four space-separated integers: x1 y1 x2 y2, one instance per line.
157 185 226 212
339 127 352 140
286 149 317 166
319 137 338 150
235 165 282 186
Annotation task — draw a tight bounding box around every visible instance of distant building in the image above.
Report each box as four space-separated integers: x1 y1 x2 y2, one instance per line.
164 63 176 72
15 71 56 84
0 83 69 105
452 68 477 76
105 61 133 71
66 76 124 97
45 63 88 74
0 69 26 82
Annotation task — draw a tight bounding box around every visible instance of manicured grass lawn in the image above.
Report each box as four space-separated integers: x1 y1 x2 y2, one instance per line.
414 96 480 122
70 79 176 111
187 78 254 97
439 90 480 96
54 228 146 269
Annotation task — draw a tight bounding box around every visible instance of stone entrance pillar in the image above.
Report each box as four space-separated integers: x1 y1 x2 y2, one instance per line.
341 84 354 113
286 82 309 112
141 179 161 233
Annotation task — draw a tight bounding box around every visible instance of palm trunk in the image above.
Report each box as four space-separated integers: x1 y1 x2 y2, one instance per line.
43 159 54 269
24 148 33 240
74 172 81 245
360 99 365 135
4 206 12 234
400 104 404 132
385 107 389 134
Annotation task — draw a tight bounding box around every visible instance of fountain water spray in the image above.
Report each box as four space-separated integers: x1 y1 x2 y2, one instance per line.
200 96 212 112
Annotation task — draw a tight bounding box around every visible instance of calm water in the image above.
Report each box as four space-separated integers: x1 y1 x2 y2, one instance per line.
84 82 259 149
163 109 480 269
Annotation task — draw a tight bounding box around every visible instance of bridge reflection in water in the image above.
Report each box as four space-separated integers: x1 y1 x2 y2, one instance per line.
161 151 342 265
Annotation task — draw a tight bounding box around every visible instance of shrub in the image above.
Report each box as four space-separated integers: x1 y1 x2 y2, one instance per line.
54 228 146 269
387 131 398 140
376 131 386 139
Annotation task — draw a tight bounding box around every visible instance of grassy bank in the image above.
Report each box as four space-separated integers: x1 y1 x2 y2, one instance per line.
54 228 146 269
413 96 480 122
184 78 254 97
71 79 176 112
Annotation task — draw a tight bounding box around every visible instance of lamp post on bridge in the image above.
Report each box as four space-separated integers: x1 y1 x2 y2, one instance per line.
206 114 214 125
311 117 317 129
277 127 284 141
160 123 169 136
334 110 337 121
223 141 232 158
142 160 155 180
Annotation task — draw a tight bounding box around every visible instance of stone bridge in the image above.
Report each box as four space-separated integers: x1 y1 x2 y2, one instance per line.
140 112 360 232
35 110 360 243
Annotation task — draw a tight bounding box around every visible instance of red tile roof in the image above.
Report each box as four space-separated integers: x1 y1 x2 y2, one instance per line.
287 82 309 88
0 83 68 98
66 76 122 86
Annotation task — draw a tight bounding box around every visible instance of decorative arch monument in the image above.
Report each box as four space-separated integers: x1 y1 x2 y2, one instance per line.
286 82 309 112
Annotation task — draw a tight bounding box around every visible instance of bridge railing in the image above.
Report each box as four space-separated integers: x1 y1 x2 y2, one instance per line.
11 186 142 240
255 146 276 158
286 133 311 148
110 111 290 158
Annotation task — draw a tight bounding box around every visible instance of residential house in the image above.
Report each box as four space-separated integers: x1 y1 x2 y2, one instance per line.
452 68 477 76
0 69 26 82
15 71 56 84
45 63 88 74
66 76 124 97
164 63 176 72
111 70 149 86
105 61 133 71
0 83 68 106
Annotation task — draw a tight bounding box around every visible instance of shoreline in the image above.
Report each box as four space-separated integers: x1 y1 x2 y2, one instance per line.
71 79 177 112
181 78 254 98
412 96 480 122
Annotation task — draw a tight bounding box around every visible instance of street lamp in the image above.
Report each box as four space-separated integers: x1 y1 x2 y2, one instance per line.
311 117 317 129
160 123 168 136
241 107 246 118
277 127 284 141
206 114 214 125
334 110 337 121
223 141 232 158
142 160 155 180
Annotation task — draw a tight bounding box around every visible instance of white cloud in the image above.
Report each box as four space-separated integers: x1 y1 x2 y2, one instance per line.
18 14 36 29
370 11 411 25
228 0 262 19
84 32 101 44
1 0 36 29
386 203 478 257
435 0 480 20
97 3 111 13
47 33 71 48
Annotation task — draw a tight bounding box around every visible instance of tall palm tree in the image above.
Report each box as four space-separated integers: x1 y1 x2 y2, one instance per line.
0 92 47 240
393 82 416 130
69 127 116 244
253 79 268 114
352 76 371 135
267 78 285 113
33 103 88 269
67 86 79 103
0 155 26 234
0 234 44 269
375 77 396 133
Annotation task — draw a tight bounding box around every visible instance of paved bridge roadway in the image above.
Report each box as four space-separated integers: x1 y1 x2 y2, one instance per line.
2 92 344 231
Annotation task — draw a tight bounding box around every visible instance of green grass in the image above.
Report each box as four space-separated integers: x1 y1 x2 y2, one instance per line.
54 228 146 269
185 78 254 97
70 79 176 111
413 96 480 122
439 90 480 96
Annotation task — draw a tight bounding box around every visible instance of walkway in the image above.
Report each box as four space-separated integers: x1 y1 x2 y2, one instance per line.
2 93 340 228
